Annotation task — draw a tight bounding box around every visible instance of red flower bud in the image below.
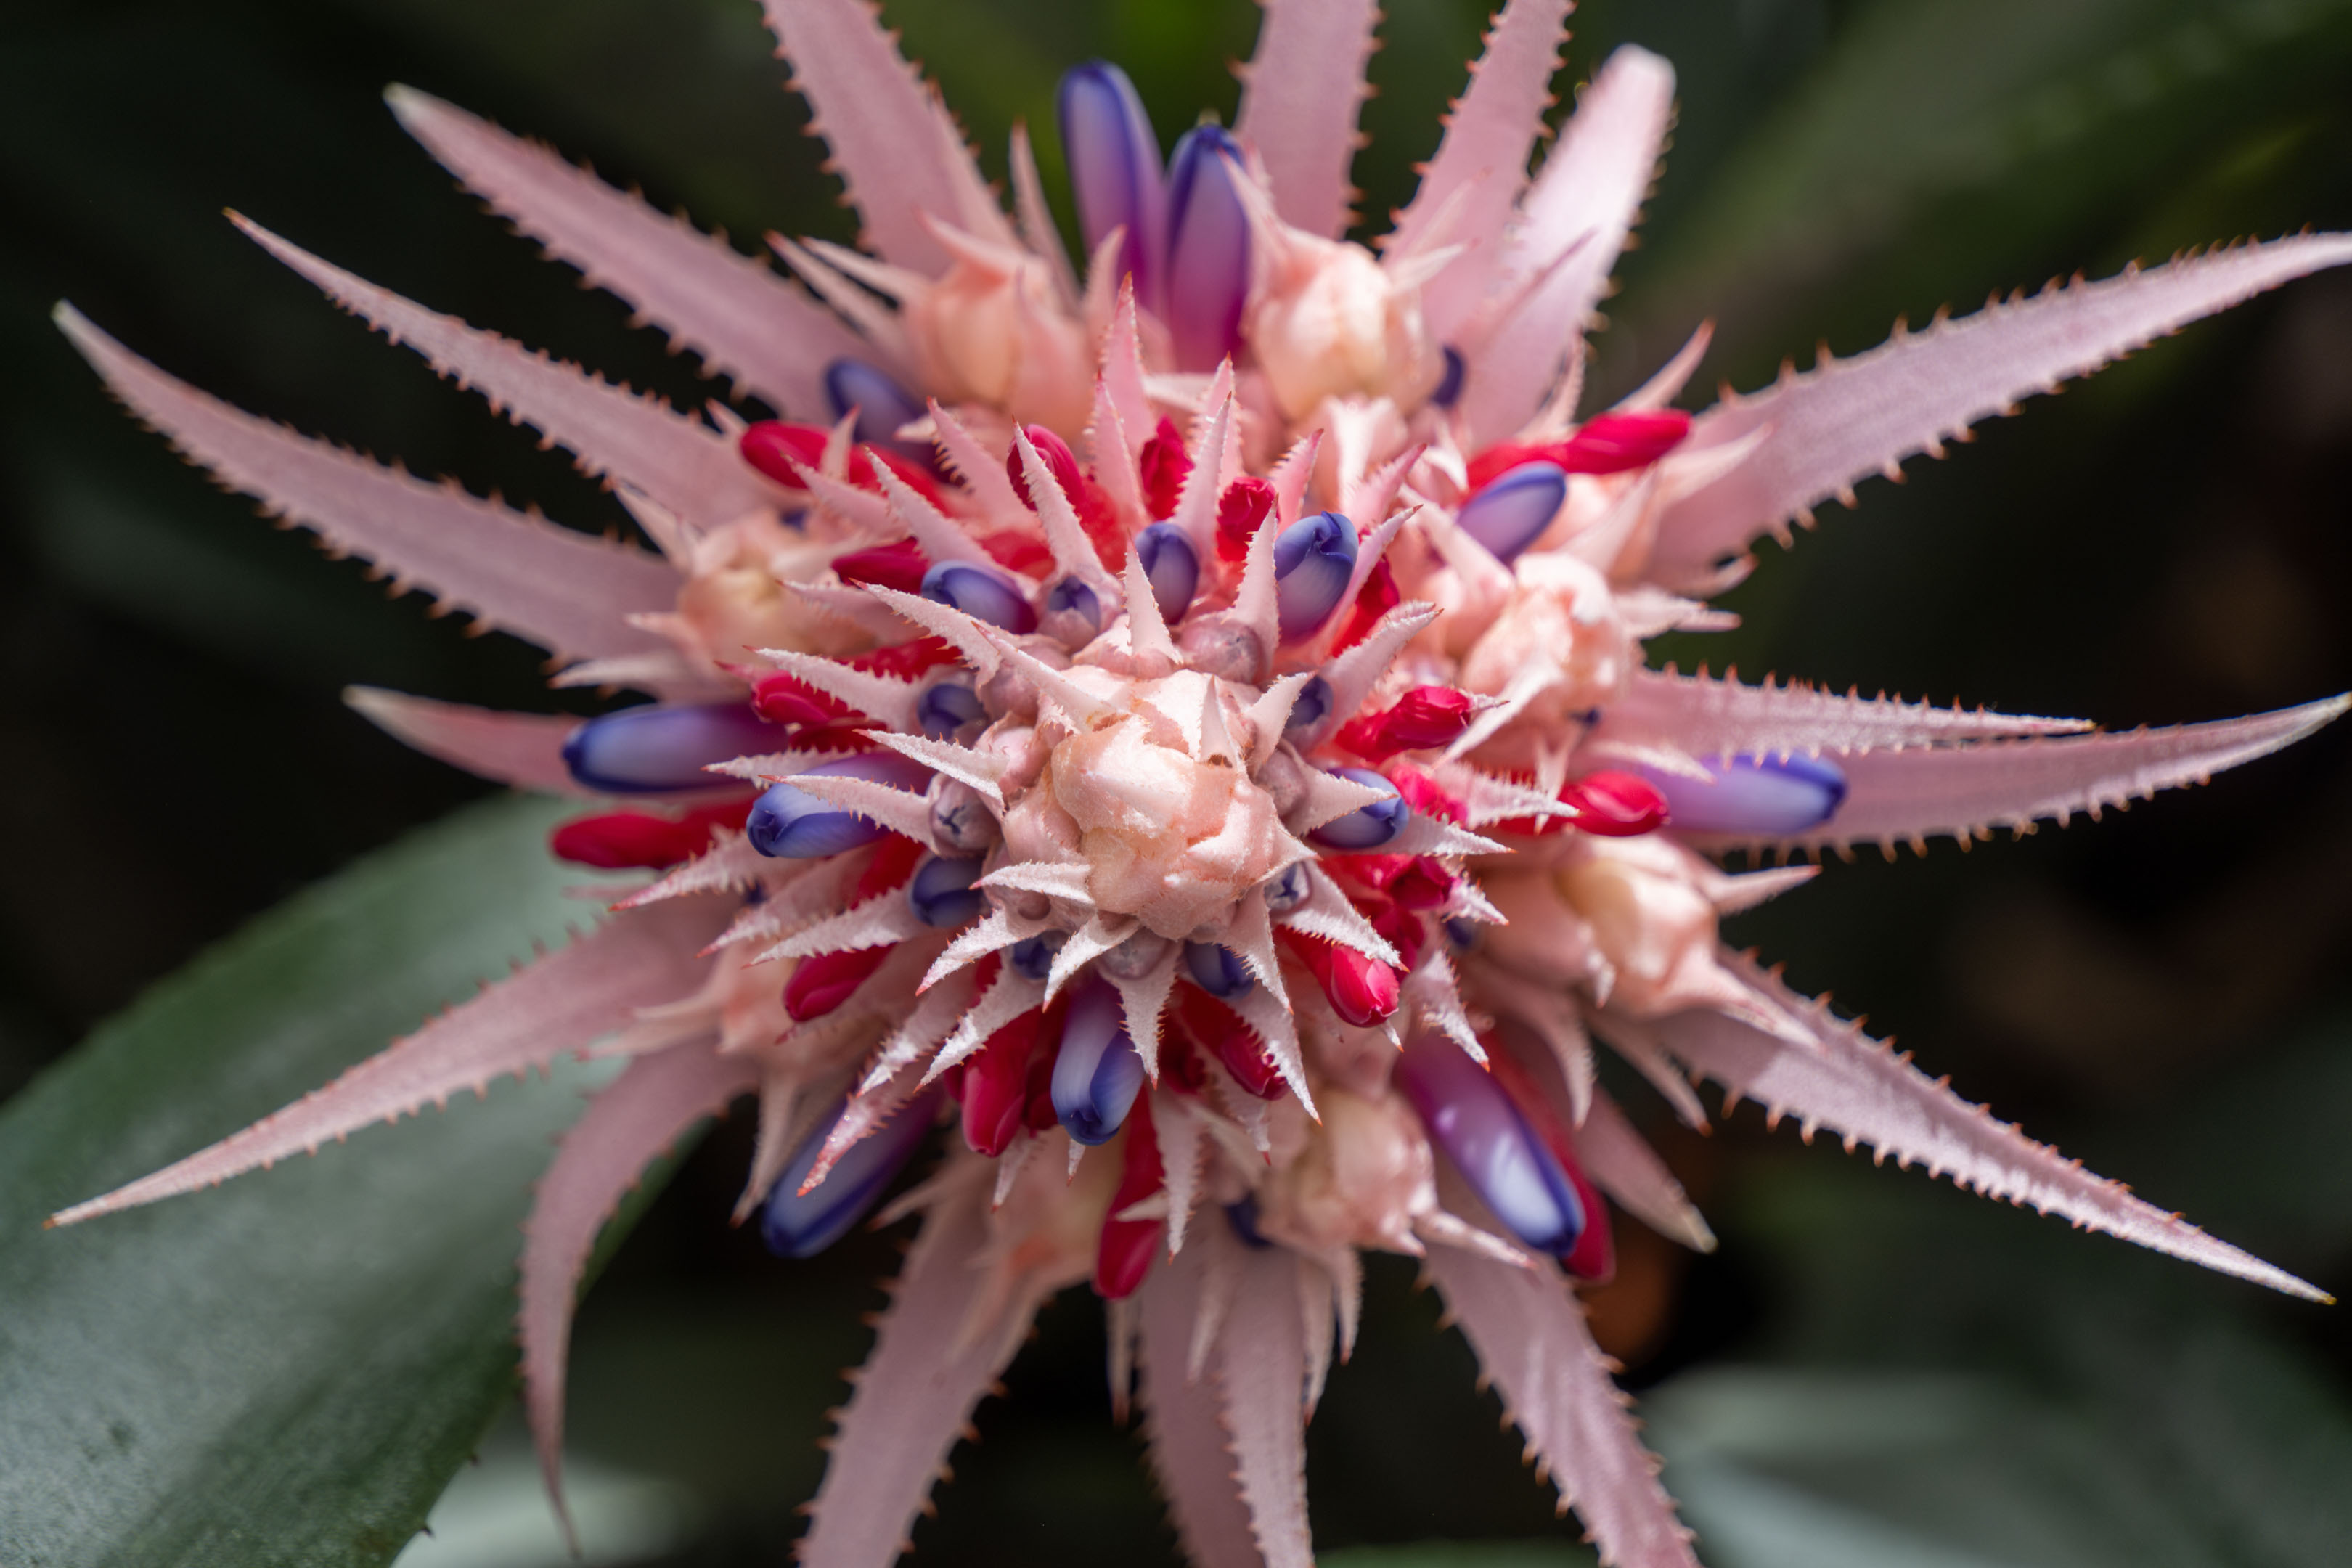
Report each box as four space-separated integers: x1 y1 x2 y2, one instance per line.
1174 987 1283 1100
1279 930 1400 1028
846 637 960 681
1094 1092 1164 1299
1330 556 1400 653
1462 409 1692 493
1008 424 1085 510
1215 476 1277 563
962 1007 1046 1157
783 947 890 1021
547 799 755 870
1138 416 1191 520
1336 685 1478 759
830 538 929 595
751 671 859 727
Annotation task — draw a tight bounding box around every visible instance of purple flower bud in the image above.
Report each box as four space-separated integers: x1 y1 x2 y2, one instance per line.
1273 511 1357 640
1225 1192 1273 1249
1638 753 1847 836
1045 576 1102 633
748 753 931 858
822 357 928 459
1286 676 1331 732
1183 942 1254 1000
1458 461 1567 565
1262 862 1309 913
1307 767 1411 850
1008 929 1067 981
1445 917 1479 951
1135 521 1200 624
760 1087 942 1259
916 680 986 738
908 854 986 927
1057 62 1166 306
1393 1034 1585 1257
1164 124 1250 372
562 703 780 793
1051 976 1146 1146
921 560 1038 634
1430 346 1466 408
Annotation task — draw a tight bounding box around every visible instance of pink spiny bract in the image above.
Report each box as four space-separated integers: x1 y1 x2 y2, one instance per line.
46 1 2352 1564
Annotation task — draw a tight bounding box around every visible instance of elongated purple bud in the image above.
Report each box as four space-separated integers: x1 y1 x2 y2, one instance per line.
760 1087 943 1259
1051 976 1146 1146
563 703 780 793
1273 511 1357 640
1008 929 1068 981
1057 62 1166 306
1135 521 1200 623
1308 767 1411 850
921 560 1038 634
748 753 931 858
822 357 928 457
1638 753 1847 836
1164 124 1250 371
1183 942 1254 1000
1430 346 1466 409
908 854 985 927
916 680 986 738
1393 1033 1584 1257
1458 461 1567 565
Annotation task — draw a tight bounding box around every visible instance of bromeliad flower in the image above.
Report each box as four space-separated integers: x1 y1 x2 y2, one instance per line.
47 1 2352 1564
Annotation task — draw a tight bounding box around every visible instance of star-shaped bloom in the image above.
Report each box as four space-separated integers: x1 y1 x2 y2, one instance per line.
49 2 2352 1564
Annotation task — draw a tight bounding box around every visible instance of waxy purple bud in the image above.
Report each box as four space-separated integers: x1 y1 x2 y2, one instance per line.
562 703 780 794
1008 929 1068 981
1458 460 1567 565
1638 753 1847 836
1051 976 1146 1146
916 680 987 738
748 753 931 858
1286 676 1331 732
1430 345 1466 409
760 1087 943 1259
1057 62 1167 306
1164 124 1250 372
1183 942 1254 1000
1134 521 1200 624
1393 1033 1585 1257
921 560 1038 634
1273 511 1357 640
1262 862 1310 914
1225 1192 1274 1249
822 357 928 458
908 854 986 927
1045 576 1103 633
1308 767 1412 850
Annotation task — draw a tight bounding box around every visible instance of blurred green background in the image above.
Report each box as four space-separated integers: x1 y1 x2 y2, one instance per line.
4 0 2351 1563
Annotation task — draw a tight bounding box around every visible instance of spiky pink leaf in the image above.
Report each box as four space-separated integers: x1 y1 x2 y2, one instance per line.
235 216 769 531
799 1175 1048 1568
1458 46 1675 449
55 304 676 664
520 1039 758 1533
1686 695 2348 854
1424 1234 1700 1568
386 87 860 418
1387 0 1573 338
1576 1090 1715 1254
1653 955 2327 1301
49 900 727 1227
1593 668 2091 762
343 687 593 796
757 0 1015 273
1216 1244 1315 1568
1137 1227 1262 1568
1648 232 2352 589
1234 0 1382 240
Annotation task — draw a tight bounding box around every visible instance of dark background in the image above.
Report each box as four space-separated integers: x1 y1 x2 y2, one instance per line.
6 0 2352 1561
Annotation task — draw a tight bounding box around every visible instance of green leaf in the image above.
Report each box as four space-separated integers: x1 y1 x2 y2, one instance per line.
0 793 639 1568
